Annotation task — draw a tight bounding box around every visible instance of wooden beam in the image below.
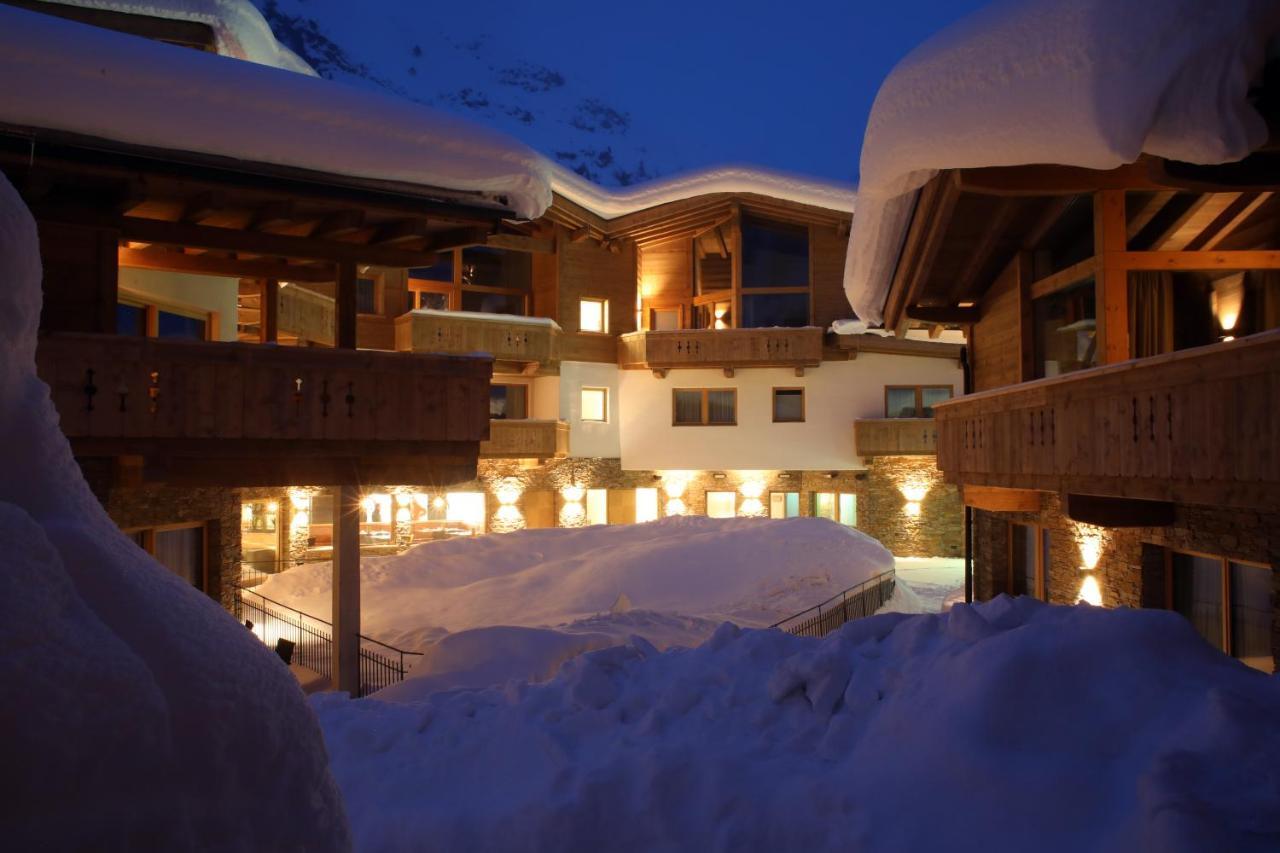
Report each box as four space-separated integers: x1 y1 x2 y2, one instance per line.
1094 190 1130 363
180 191 223 224
335 261 357 349
1195 192 1274 250
714 226 730 259
372 218 432 246
485 233 555 254
1126 191 1176 241
884 174 961 331
569 225 592 243
421 226 490 254
962 485 1041 512
1021 196 1075 250
249 200 297 232
955 159 1171 196
1065 493 1175 528
1028 256 1098 300
952 197 1017 298
312 209 365 239
1118 250 1280 270
117 246 335 282
260 279 279 344
1153 193 1242 251
331 483 361 695
905 305 980 324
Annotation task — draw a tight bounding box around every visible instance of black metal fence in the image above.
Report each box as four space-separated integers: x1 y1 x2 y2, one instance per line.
771 569 896 638
232 585 422 697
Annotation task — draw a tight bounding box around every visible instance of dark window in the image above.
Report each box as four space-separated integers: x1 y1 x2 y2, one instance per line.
417 291 449 311
921 387 953 416
886 387 919 418
1033 281 1097 378
695 253 733 296
157 310 206 340
490 384 528 420
673 388 736 426
1230 561 1272 672
410 256 454 283
117 303 147 336
462 247 531 290
1172 552 1225 652
742 216 808 288
153 526 204 590
357 278 377 314
772 388 804 422
741 292 809 328
461 290 527 316
1011 523 1038 597
885 386 954 418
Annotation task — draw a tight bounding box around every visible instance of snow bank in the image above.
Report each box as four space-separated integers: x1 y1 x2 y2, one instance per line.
259 516 893 646
550 160 855 219
315 599 1280 852
845 0 1280 323
0 174 349 847
0 4 552 219
41 0 317 73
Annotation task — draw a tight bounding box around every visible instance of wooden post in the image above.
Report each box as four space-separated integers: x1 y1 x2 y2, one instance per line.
1093 190 1130 363
335 261 358 350
331 483 361 695
260 279 279 344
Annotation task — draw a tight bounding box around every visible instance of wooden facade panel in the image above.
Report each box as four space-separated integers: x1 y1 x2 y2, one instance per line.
638 242 692 309
37 221 120 335
811 224 850 331
935 328 1280 508
396 311 559 366
971 257 1023 392
618 327 823 370
479 419 569 459
854 419 939 456
557 231 637 336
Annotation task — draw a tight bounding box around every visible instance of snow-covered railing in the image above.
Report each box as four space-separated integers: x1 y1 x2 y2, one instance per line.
233 585 422 697
771 569 896 638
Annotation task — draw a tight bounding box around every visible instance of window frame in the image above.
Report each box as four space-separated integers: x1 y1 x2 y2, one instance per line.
1007 522 1050 600
489 379 532 421
884 384 955 418
579 296 610 335
705 490 738 519
406 247 532 317
580 386 609 423
671 388 738 427
769 491 800 519
771 387 806 423
1164 547 1272 666
118 291 215 341
123 521 209 591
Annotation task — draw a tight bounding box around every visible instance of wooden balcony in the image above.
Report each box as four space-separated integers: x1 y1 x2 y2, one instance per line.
618 327 823 373
855 418 939 456
935 329 1280 509
395 310 559 373
480 419 569 459
36 333 492 487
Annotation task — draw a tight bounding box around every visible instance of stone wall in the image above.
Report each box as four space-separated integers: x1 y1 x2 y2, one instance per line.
859 456 962 558
972 494 1280 666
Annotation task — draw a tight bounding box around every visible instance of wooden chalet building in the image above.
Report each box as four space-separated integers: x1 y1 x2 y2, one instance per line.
857 51 1280 670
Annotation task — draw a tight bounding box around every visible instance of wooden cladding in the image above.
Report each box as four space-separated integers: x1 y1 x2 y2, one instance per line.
395 311 559 368
618 327 823 371
854 418 939 457
35 333 491 484
479 420 569 459
935 328 1280 509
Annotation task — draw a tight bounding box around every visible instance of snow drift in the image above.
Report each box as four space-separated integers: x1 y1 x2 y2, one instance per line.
844 0 1280 323
0 175 349 847
315 598 1280 852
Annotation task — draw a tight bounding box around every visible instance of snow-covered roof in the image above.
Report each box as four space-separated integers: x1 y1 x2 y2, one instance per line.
36 0 316 74
410 308 562 330
844 0 1280 324
550 161 855 220
0 4 553 218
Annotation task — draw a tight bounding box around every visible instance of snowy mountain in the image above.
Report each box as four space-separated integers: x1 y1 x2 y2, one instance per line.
255 0 667 186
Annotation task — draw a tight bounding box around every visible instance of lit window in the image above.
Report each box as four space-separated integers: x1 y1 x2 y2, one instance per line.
813 492 856 527
651 308 679 331
446 492 486 532
769 492 800 518
585 489 608 525
706 491 737 519
635 488 659 523
581 387 608 422
580 298 608 333
772 388 805 422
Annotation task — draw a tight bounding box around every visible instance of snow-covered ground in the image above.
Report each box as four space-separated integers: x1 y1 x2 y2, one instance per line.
315 597 1280 852
893 556 964 612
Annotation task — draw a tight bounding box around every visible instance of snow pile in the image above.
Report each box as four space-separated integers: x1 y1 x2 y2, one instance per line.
549 161 855 219
845 0 1280 323
0 175 348 846
315 599 1280 852
39 0 317 74
258 516 893 690
0 4 552 219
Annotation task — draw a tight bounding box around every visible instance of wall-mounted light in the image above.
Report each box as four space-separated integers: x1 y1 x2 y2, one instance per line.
665 498 687 516
1077 575 1103 606
904 501 922 517
1075 523 1105 571
562 484 586 504
900 480 930 504
495 478 523 507
288 489 312 511
739 480 765 500
1211 272 1245 334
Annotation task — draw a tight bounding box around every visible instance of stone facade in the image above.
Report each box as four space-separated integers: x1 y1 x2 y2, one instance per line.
972 494 1280 667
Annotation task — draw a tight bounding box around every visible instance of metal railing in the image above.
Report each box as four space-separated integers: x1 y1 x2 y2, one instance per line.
232 585 423 697
770 569 896 638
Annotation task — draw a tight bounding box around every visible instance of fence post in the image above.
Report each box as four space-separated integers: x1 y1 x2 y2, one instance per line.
332 483 362 696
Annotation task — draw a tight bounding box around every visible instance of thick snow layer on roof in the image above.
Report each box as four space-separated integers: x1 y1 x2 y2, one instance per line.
550 160 856 219
315 598 1280 852
0 174 348 846
256 516 894 685
845 0 1280 324
0 4 553 218
39 0 316 74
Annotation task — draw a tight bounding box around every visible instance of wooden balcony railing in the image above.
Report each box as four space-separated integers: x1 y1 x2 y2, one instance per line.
935 329 1280 508
855 418 939 456
395 310 559 370
36 333 492 486
618 327 824 372
480 419 569 459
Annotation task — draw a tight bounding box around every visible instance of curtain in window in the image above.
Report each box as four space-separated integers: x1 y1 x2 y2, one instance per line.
706 390 735 424
674 390 703 424
1128 271 1173 358
153 527 203 589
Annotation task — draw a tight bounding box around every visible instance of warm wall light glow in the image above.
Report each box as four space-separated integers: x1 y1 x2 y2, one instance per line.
661 472 690 499
432 496 446 510
900 477 930 503
290 510 310 530
495 478 523 506
559 502 586 528
241 504 254 524
739 480 765 500
561 484 585 504
739 498 765 517
288 489 312 511
493 504 526 533
394 507 411 524
267 501 279 514
1211 272 1245 332
665 498 687 516
1078 575 1103 606
904 501 922 517
1075 523 1105 570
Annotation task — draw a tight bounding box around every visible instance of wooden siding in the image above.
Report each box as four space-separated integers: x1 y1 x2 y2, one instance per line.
971 256 1025 391
278 283 334 345
38 221 119 335
395 311 559 367
618 327 823 370
480 419 569 459
935 328 1280 508
557 230 636 340
36 333 491 485
811 223 850 331
854 418 939 456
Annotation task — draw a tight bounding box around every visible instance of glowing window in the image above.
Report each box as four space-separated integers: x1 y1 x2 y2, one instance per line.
580 298 608 333
581 387 608 422
585 489 608 525
635 488 659 523
706 491 737 519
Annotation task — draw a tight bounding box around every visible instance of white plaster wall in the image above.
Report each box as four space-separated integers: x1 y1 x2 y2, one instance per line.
557 361 621 458
530 375 560 420
618 353 962 471
117 268 239 342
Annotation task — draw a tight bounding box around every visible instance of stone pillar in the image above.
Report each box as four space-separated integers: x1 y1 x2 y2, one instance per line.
331 483 361 696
